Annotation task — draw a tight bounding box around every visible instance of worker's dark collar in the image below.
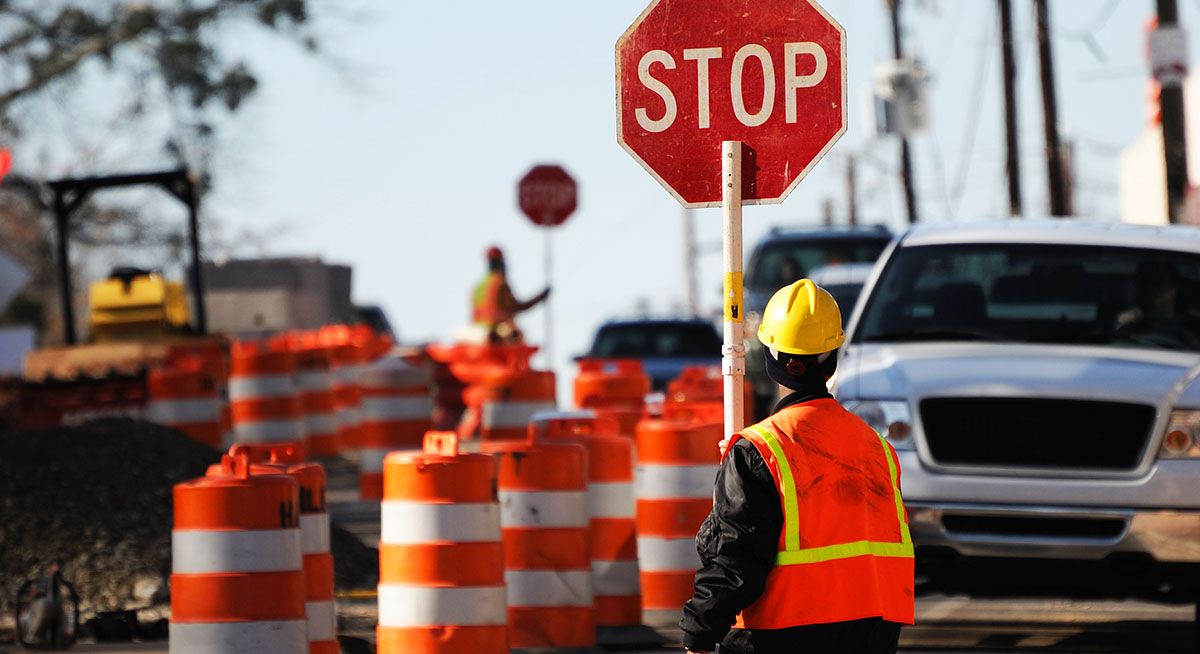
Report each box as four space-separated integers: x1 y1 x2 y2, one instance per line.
771 388 834 415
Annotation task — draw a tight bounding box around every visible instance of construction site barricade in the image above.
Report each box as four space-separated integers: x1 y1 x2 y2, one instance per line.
294 347 340 458
634 417 721 626
573 359 649 435
663 365 753 425
482 431 595 651
171 453 306 653
533 412 641 629
358 357 434 500
229 342 306 450
147 366 222 448
218 444 336 654
377 432 507 653
328 343 366 455
480 369 557 442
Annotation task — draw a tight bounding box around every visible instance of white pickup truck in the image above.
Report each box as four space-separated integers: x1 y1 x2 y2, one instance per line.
835 221 1200 635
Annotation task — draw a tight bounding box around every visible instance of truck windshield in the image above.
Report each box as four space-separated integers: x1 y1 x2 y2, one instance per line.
747 238 889 289
855 243 1200 352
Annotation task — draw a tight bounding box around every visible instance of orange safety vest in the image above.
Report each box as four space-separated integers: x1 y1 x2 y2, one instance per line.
726 398 915 629
472 272 509 325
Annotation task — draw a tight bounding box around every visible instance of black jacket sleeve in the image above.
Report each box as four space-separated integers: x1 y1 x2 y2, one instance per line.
680 438 783 651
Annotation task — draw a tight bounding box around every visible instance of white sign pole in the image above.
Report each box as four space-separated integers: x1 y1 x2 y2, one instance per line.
542 221 554 371
722 141 746 437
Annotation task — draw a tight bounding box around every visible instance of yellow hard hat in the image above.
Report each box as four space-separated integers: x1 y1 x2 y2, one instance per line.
757 279 845 356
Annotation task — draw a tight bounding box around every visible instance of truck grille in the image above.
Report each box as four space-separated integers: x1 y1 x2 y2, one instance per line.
919 398 1156 471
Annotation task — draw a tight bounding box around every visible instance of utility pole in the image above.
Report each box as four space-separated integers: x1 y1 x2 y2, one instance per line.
1035 0 1071 216
998 0 1023 217
847 155 859 226
1156 0 1190 224
888 0 919 223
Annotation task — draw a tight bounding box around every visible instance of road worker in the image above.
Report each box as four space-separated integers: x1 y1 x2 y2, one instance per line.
472 246 550 344
681 279 915 654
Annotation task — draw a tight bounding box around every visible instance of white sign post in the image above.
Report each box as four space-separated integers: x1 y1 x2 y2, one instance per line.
722 141 746 436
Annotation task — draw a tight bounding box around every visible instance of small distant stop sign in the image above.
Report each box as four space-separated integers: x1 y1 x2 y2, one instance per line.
616 0 846 207
518 165 578 228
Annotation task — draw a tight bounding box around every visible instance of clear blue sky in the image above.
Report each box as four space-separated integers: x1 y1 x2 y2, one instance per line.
202 0 1191 384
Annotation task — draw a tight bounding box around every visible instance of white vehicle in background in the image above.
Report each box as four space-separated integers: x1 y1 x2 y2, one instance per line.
806 262 877 326
836 221 1200 640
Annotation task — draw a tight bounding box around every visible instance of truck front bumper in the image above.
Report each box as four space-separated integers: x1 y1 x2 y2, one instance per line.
909 502 1200 600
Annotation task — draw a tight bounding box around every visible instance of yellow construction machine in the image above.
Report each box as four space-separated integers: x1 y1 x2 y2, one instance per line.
87 267 192 343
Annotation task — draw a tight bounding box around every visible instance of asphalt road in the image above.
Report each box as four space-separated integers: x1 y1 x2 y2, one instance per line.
31 597 1196 653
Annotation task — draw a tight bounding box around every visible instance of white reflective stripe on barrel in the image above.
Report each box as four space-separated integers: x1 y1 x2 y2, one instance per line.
147 398 220 424
636 464 718 500
504 570 593 607
306 600 337 642
636 536 702 572
296 372 333 392
337 407 361 428
334 365 366 384
377 585 507 627
381 501 501 544
361 396 433 421
229 375 294 399
300 513 331 555
482 401 556 428
361 448 402 474
498 490 587 528
588 481 635 519
305 413 338 435
172 529 302 574
592 559 641 596
234 419 305 443
170 620 307 654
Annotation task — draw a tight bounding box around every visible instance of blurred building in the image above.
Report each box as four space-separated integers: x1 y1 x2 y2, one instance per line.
202 257 354 337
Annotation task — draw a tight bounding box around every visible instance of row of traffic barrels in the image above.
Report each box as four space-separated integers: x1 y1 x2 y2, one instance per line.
148 326 436 500
377 403 722 653
170 443 335 654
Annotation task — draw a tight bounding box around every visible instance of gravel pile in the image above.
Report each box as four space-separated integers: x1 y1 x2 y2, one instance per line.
0 419 377 619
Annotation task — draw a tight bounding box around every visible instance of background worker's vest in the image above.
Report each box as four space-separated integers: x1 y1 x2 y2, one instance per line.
728 398 915 629
472 273 506 324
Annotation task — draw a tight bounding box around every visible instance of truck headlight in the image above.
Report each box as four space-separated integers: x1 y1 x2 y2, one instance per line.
1161 410 1200 459
844 400 914 450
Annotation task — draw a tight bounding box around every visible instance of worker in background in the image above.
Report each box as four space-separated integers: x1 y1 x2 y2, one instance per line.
681 279 915 654
20 558 76 649
472 246 550 344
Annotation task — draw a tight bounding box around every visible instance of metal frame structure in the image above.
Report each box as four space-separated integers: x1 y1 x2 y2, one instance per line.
46 169 207 344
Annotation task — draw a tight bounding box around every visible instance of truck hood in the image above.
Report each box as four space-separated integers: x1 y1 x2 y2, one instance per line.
841 342 1200 407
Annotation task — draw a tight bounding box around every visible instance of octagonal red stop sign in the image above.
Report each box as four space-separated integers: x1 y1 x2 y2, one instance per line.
616 0 846 208
518 165 578 228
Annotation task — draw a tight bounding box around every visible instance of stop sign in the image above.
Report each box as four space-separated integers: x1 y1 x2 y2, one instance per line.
518 165 578 227
616 0 846 207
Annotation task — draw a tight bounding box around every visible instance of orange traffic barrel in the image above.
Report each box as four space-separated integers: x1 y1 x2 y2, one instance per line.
634 417 721 625
358 357 434 500
573 359 649 435
147 365 222 448
295 346 340 457
482 432 594 650
229 342 306 450
328 343 366 454
663 365 752 425
480 369 557 441
221 444 337 654
534 412 641 628
171 453 306 652
377 432 507 653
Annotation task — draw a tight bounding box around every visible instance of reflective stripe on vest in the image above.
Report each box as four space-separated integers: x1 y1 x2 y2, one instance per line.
744 424 913 566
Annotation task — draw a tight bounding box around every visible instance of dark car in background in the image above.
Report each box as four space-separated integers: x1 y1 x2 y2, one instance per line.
744 225 893 419
584 318 722 390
